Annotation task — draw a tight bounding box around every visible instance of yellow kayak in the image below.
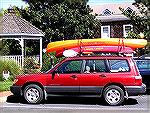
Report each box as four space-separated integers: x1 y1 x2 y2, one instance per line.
46 38 147 53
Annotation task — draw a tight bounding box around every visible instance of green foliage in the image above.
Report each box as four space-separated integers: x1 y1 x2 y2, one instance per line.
126 31 140 39
20 0 100 44
120 0 150 54
0 60 21 81
0 80 13 92
23 56 41 74
120 0 150 40
41 52 64 72
2 39 21 55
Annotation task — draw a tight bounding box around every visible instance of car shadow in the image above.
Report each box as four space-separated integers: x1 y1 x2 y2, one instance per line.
6 95 138 106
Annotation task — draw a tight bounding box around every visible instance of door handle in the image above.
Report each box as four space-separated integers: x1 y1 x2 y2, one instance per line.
70 75 77 78
99 74 106 77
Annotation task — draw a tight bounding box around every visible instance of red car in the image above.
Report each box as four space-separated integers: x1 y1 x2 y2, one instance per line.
10 56 146 105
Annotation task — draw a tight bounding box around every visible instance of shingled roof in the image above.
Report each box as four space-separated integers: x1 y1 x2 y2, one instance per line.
0 11 44 37
91 3 141 22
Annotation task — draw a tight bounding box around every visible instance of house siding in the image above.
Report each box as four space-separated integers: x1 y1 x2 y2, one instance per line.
100 21 131 38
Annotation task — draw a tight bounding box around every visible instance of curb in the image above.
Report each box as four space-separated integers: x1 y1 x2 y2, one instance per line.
0 96 8 103
0 91 12 103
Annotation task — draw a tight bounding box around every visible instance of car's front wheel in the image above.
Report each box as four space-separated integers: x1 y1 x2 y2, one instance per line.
103 85 125 106
23 84 44 104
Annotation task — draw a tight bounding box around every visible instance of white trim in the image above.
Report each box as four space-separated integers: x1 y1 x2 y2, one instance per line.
123 24 133 38
101 25 110 38
40 37 42 68
1 37 42 40
0 33 44 37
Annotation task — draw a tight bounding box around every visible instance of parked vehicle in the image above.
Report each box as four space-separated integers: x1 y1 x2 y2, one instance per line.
10 56 146 105
134 58 150 91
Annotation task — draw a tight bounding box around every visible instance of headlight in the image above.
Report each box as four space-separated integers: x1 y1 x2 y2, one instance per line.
13 79 18 84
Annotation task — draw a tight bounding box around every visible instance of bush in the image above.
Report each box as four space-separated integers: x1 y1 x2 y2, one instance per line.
41 52 64 72
0 59 21 81
0 80 13 92
23 56 41 74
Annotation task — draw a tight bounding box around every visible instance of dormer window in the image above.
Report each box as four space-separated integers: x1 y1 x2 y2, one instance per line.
125 7 133 13
102 9 112 16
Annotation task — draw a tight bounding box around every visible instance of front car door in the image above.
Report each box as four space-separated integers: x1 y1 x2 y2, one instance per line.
46 60 82 94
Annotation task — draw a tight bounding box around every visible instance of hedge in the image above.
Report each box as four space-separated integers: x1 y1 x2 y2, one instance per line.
0 59 21 81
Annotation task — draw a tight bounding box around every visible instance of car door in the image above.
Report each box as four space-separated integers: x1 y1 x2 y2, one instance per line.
46 60 82 94
79 59 108 94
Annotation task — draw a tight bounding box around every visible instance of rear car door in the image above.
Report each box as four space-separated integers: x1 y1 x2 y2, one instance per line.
107 59 134 86
79 59 109 94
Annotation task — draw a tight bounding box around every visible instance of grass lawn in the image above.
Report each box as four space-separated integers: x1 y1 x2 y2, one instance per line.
0 80 13 92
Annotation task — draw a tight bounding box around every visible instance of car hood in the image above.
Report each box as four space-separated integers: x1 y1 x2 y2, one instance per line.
16 72 46 79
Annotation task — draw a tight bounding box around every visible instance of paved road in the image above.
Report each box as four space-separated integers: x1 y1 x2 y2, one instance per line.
0 94 150 113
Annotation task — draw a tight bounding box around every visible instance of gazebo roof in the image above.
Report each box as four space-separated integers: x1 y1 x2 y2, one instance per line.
0 11 44 37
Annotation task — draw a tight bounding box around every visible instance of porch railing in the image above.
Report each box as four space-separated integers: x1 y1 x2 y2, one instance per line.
0 55 40 68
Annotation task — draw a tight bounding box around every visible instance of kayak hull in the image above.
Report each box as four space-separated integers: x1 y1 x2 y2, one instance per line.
46 38 147 53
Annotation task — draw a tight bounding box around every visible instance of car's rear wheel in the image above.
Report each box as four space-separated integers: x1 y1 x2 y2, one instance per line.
23 84 44 104
103 85 124 106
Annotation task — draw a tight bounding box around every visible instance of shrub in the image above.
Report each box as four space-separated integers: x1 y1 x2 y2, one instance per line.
23 56 40 74
0 59 21 81
41 52 64 72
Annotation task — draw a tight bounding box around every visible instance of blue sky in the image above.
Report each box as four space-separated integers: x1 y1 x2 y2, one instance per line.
0 0 135 9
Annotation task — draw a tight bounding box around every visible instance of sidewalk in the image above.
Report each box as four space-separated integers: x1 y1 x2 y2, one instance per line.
0 91 12 103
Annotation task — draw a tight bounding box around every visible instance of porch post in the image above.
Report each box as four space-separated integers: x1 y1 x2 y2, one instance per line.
21 38 24 68
40 37 42 68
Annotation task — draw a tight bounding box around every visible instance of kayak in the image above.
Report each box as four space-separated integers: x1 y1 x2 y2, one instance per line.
56 46 134 57
46 38 147 53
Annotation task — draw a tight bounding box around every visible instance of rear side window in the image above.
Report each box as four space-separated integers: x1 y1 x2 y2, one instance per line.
109 60 130 72
84 60 107 73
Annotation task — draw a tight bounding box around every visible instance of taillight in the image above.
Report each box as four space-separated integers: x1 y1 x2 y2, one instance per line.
135 75 142 80
134 74 142 85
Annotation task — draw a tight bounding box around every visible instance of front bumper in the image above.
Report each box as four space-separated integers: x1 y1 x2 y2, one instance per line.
126 83 146 96
10 86 22 96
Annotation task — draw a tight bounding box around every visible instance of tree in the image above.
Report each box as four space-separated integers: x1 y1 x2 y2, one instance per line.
120 0 150 39
120 0 150 55
19 0 101 47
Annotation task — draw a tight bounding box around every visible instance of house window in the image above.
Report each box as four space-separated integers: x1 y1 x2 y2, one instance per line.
102 9 112 16
101 26 110 38
123 24 133 37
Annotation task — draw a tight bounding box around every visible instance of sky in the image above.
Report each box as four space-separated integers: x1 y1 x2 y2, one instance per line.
0 0 135 9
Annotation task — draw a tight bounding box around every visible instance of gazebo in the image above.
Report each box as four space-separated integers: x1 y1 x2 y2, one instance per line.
0 9 44 68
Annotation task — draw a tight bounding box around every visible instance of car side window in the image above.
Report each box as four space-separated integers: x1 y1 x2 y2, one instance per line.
57 60 82 74
109 59 130 72
136 60 150 70
84 60 107 73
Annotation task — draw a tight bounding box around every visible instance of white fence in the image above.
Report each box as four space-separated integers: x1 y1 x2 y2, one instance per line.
0 55 40 68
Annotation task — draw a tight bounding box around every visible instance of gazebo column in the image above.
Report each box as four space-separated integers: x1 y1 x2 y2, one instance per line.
20 38 24 68
40 37 42 68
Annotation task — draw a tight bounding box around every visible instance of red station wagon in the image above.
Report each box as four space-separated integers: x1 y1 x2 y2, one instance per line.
10 56 146 105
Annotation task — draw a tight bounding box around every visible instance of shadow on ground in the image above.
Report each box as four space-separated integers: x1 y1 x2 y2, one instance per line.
6 95 138 106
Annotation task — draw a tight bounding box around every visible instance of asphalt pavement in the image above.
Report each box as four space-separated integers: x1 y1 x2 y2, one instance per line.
0 92 149 113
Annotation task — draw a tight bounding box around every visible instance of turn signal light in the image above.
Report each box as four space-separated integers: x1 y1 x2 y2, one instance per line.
13 79 18 84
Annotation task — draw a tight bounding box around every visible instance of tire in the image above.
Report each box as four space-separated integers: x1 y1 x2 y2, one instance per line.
23 84 44 104
103 85 124 106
